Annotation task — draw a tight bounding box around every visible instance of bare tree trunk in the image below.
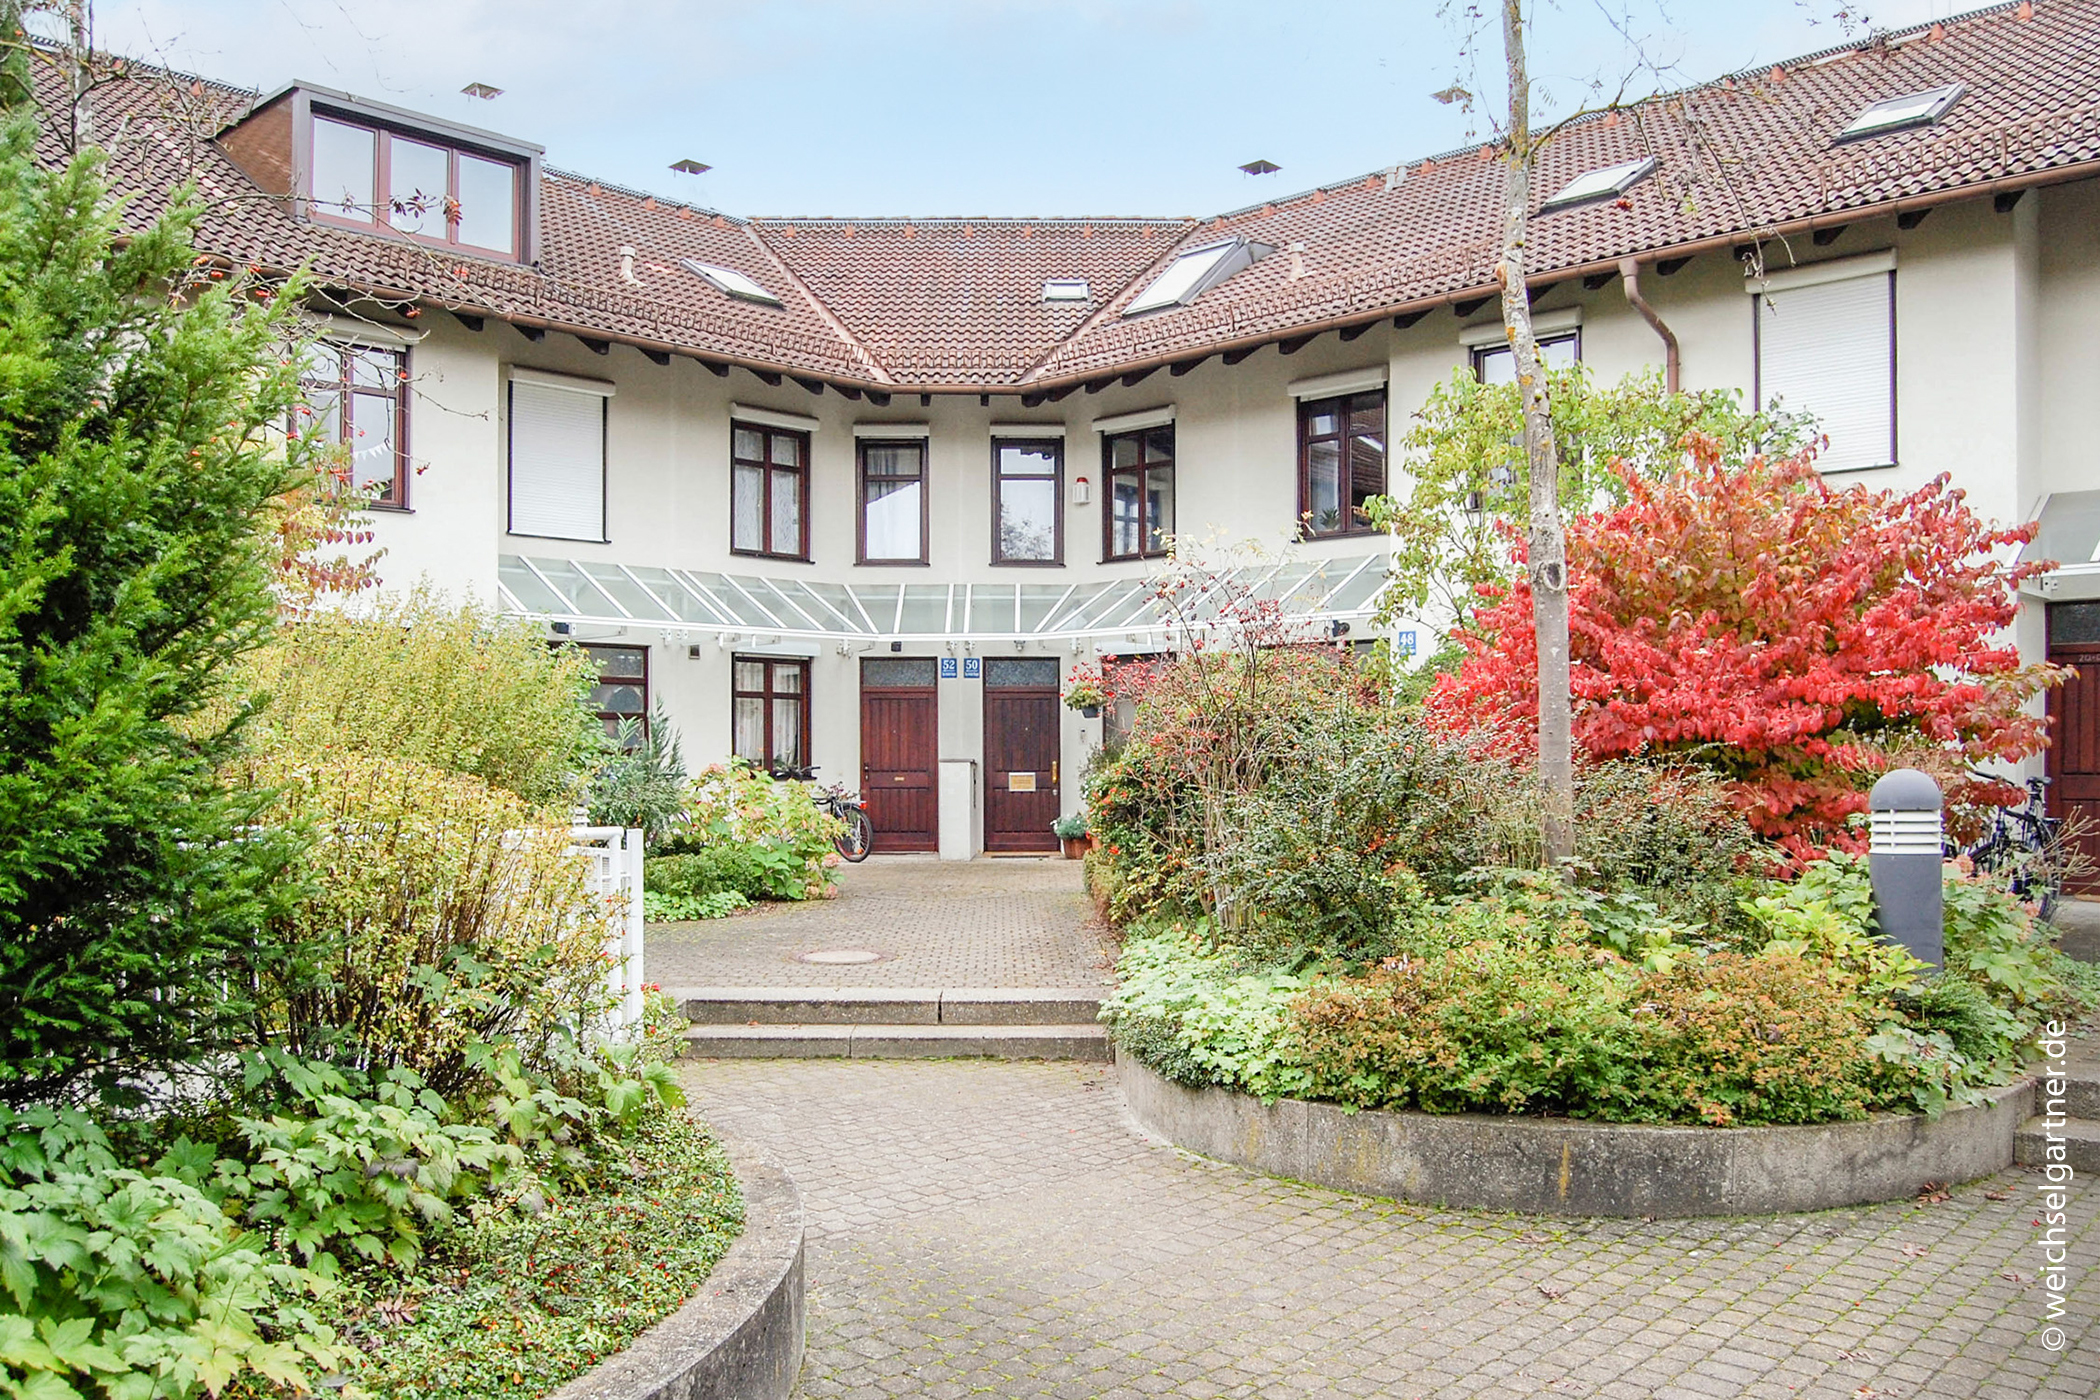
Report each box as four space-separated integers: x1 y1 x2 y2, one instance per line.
66 0 91 152
1498 0 1576 866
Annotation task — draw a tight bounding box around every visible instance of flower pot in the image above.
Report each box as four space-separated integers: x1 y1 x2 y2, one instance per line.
1060 836 1089 860
1079 704 1101 719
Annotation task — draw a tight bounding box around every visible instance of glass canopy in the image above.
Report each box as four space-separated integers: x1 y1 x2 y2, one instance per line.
497 552 1389 641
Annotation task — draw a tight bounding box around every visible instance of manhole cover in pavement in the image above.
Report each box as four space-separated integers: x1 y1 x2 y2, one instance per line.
796 949 884 965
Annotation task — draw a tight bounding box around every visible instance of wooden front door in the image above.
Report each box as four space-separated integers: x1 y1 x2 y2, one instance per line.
2047 603 2100 890
860 658 939 853
984 657 1062 852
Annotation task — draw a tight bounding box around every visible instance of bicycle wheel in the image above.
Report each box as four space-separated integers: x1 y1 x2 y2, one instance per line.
836 809 874 863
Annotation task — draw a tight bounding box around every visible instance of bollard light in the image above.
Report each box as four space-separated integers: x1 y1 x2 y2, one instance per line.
1868 768 1943 969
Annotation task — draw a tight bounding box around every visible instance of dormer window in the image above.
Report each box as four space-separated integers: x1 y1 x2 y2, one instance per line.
311 114 522 256
215 83 541 264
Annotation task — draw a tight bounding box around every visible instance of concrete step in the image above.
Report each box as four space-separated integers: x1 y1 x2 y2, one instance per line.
675 986 1103 1028
2050 1062 2100 1121
682 1021 1111 1061
2014 1114 2100 1175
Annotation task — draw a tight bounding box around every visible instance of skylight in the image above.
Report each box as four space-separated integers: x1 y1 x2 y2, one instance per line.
1539 156 1658 212
1043 279 1091 302
1123 237 1272 317
1838 83 1965 141
681 260 783 306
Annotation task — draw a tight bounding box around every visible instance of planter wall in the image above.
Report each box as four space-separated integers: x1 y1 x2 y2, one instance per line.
1119 1053 2033 1217
548 1142 805 1400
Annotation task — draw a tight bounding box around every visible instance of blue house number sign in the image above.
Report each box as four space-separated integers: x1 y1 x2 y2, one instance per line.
939 657 958 679
962 657 981 679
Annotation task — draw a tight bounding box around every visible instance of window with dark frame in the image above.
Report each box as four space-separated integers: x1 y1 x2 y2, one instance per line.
297 341 410 508
1103 425 1174 561
858 439 928 564
308 112 522 259
578 644 648 746
1297 391 1387 538
1471 330 1580 385
732 656 810 771
732 422 812 560
993 439 1063 565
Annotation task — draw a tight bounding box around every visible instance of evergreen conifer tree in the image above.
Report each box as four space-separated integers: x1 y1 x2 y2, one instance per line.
0 10 313 1100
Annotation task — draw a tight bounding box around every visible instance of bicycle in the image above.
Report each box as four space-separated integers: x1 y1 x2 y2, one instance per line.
1956 775 2064 921
771 764 874 862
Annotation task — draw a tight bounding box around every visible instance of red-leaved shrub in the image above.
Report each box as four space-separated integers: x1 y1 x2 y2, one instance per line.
1425 438 2057 859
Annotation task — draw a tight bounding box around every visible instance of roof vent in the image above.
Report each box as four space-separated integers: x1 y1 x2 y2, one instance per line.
1123 236 1274 318
1043 278 1091 302
1539 155 1657 212
1837 82 1965 141
681 260 783 306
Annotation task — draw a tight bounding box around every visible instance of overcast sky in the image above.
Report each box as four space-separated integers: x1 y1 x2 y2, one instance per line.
74 0 1963 218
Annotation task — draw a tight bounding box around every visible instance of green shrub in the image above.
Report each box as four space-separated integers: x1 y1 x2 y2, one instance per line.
223 588 601 808
643 888 749 922
1093 656 1769 959
1100 925 1311 1100
587 704 688 842
0 105 317 1102
0 1105 344 1400
255 753 620 1093
311 1112 740 1400
657 764 842 901
205 1060 517 1275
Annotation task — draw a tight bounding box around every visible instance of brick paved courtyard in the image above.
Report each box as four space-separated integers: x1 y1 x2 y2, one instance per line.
648 857 1110 990
682 1057 2099 1400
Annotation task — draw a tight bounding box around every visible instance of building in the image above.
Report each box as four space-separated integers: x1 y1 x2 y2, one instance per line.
46 0 2100 854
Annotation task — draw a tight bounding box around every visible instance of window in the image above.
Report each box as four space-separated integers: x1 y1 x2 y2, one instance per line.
580 644 648 744
1539 156 1657 212
993 439 1062 565
1752 258 1895 473
1103 425 1174 560
1043 279 1091 302
1839 83 1964 141
1297 391 1386 538
508 373 611 540
858 439 927 564
681 260 784 307
733 657 809 771
1123 236 1271 317
1472 331 1580 385
308 113 521 258
298 341 409 507
732 422 811 559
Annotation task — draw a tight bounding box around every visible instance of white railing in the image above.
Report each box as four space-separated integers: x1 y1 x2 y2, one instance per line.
570 825 645 1032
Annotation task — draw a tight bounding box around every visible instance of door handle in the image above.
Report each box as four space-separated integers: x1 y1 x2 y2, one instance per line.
1051 761 1058 785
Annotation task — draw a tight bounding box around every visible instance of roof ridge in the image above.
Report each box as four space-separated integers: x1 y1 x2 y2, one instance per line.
544 166 747 225
749 215 1192 227
1194 0 2039 232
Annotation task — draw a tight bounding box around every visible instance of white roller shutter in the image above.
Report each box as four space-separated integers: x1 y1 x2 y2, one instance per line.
1755 266 1895 474
509 376 609 540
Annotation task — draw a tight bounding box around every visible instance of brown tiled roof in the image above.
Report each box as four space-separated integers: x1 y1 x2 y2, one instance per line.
41 0 2100 393
752 218 1194 386
48 58 882 383
1035 0 2100 381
